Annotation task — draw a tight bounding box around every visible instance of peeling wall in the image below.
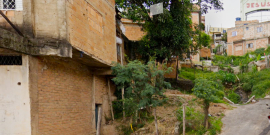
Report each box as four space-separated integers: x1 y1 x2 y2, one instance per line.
0 55 31 135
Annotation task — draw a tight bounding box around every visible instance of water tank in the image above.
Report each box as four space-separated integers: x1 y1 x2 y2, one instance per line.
236 17 241 21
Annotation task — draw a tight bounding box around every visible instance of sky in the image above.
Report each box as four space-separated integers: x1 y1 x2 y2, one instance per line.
205 0 240 29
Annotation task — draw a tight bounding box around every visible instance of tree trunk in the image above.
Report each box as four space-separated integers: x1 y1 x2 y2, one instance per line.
183 104 186 135
154 108 159 135
203 102 210 129
122 88 125 120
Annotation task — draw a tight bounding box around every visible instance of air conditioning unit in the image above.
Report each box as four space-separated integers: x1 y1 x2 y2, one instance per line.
0 0 23 11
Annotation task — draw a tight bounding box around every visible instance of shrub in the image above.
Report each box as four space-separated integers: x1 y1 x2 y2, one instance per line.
254 48 265 56
209 117 223 135
227 92 241 103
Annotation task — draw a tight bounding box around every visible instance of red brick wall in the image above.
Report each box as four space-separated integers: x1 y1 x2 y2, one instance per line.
234 43 244 56
227 43 233 55
256 38 268 50
32 57 95 134
67 0 116 64
29 56 116 135
227 27 244 43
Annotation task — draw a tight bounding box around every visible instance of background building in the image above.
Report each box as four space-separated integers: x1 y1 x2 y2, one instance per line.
209 27 228 55
227 20 270 56
240 0 270 22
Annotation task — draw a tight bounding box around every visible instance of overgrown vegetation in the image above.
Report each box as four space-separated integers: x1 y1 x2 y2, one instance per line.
177 101 223 135
193 78 224 128
239 68 270 98
212 47 270 72
112 60 172 134
116 0 223 62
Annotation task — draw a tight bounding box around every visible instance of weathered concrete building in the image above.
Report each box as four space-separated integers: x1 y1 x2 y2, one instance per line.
227 20 270 56
0 0 119 134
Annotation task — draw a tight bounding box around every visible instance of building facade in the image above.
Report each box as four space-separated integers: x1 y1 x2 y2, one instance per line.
0 0 119 135
240 0 270 22
208 27 228 55
227 20 270 56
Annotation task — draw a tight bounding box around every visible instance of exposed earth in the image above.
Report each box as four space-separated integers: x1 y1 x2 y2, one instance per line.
221 99 270 135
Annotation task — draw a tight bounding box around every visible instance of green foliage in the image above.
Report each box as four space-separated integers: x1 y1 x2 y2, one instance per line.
112 60 172 120
213 55 254 67
227 65 234 73
179 67 215 81
238 69 270 98
221 32 227 42
257 54 261 61
209 117 223 135
116 0 223 62
193 78 224 104
177 107 206 134
177 106 223 135
254 48 265 56
265 46 270 55
200 32 211 48
112 100 124 119
252 65 257 73
217 71 236 84
227 92 241 103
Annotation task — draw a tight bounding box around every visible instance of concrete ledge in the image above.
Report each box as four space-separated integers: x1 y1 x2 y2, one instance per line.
0 28 72 57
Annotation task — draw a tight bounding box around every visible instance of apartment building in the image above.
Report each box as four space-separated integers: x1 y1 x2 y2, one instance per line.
208 27 227 55
227 20 270 56
0 0 119 134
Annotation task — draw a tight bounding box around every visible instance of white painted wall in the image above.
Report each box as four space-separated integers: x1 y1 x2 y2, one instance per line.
0 55 31 135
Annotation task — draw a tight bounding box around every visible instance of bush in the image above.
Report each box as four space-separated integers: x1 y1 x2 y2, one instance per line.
254 48 265 56
209 117 223 135
227 92 241 103
177 107 205 134
238 69 270 98
217 71 236 84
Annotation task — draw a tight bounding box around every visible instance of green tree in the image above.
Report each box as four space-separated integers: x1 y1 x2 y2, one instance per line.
200 32 211 48
116 0 223 62
221 32 227 42
193 78 224 128
112 60 172 134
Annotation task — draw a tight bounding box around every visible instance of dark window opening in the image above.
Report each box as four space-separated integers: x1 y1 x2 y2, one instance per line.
246 43 253 48
0 55 22 65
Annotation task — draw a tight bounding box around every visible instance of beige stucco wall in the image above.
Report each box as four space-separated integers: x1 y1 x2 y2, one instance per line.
0 55 31 135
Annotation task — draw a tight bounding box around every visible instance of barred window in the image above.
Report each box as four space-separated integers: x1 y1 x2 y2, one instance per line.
0 55 22 65
0 0 23 10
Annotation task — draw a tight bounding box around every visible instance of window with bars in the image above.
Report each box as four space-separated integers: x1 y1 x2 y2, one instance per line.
0 0 23 10
0 55 22 65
